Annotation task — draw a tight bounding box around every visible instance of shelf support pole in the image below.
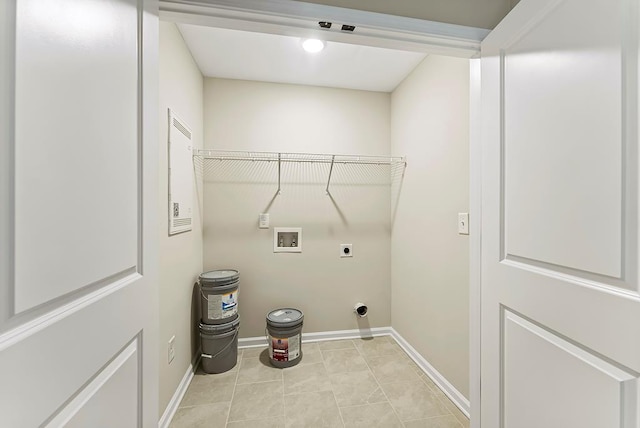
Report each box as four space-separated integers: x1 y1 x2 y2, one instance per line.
326 155 335 195
277 153 281 194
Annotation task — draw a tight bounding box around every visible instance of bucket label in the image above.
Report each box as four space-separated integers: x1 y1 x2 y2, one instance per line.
288 333 300 360
221 291 238 318
207 290 238 320
269 333 300 362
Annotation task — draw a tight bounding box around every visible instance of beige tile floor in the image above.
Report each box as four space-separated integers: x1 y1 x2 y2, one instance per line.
170 336 470 428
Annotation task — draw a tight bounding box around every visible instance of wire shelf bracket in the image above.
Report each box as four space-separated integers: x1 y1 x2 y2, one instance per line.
326 155 336 195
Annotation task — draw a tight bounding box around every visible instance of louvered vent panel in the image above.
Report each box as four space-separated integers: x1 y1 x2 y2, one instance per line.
173 218 192 227
173 118 191 140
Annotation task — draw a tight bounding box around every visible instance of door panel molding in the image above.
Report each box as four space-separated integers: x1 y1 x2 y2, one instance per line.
501 307 639 428
621 0 640 292
0 282 148 427
10 0 146 317
43 336 141 427
8 266 138 329
502 255 640 298
496 0 638 288
0 270 141 352
501 306 639 382
0 0 16 327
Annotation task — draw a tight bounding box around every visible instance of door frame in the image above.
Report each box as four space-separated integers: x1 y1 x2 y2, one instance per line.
469 57 482 428
158 1 484 425
159 0 488 57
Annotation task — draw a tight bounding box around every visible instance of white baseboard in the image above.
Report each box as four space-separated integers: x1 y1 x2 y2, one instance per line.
158 353 201 428
238 327 393 348
389 328 470 417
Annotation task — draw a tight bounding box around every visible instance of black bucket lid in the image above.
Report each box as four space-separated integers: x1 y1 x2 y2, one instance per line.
199 269 239 286
266 308 304 328
199 316 240 333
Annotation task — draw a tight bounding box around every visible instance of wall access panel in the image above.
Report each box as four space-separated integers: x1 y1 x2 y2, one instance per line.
168 109 193 235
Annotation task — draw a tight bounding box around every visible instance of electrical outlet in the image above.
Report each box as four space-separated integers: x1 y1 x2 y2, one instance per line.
340 244 353 257
458 213 469 235
168 336 175 364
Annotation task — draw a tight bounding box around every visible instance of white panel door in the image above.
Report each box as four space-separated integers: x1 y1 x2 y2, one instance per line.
0 0 159 426
481 0 640 426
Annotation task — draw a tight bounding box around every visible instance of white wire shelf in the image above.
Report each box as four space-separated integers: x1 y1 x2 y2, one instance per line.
193 150 405 165
193 149 406 195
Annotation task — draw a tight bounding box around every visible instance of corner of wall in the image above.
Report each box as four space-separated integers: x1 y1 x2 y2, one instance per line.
158 20 204 418
390 54 471 399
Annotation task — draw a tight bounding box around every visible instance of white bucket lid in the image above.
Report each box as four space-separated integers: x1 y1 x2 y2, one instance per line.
199 269 239 286
266 308 304 328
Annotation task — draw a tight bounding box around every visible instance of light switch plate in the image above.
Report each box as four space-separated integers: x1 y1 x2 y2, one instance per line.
259 213 270 229
458 213 469 235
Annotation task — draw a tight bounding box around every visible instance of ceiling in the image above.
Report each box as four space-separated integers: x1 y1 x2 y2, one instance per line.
176 24 428 92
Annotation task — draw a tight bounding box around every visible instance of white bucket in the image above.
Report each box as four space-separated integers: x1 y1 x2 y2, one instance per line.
266 308 304 368
200 316 240 374
199 269 239 325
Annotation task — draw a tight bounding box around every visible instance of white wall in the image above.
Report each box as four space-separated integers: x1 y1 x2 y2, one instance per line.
159 29 472 407
391 55 470 398
159 22 203 416
292 0 512 29
203 78 391 337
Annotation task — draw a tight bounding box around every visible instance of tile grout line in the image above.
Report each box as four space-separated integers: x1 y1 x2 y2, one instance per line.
226 348 286 424
236 378 285 386
321 340 351 428
224 350 243 427
353 338 407 428
433 392 466 427
332 388 347 427
367 338 410 428
403 414 464 427
283 345 313 425
413 367 461 422
391 338 464 424
389 340 458 422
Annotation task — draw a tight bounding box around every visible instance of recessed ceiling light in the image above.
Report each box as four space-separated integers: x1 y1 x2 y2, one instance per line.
301 38 325 53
